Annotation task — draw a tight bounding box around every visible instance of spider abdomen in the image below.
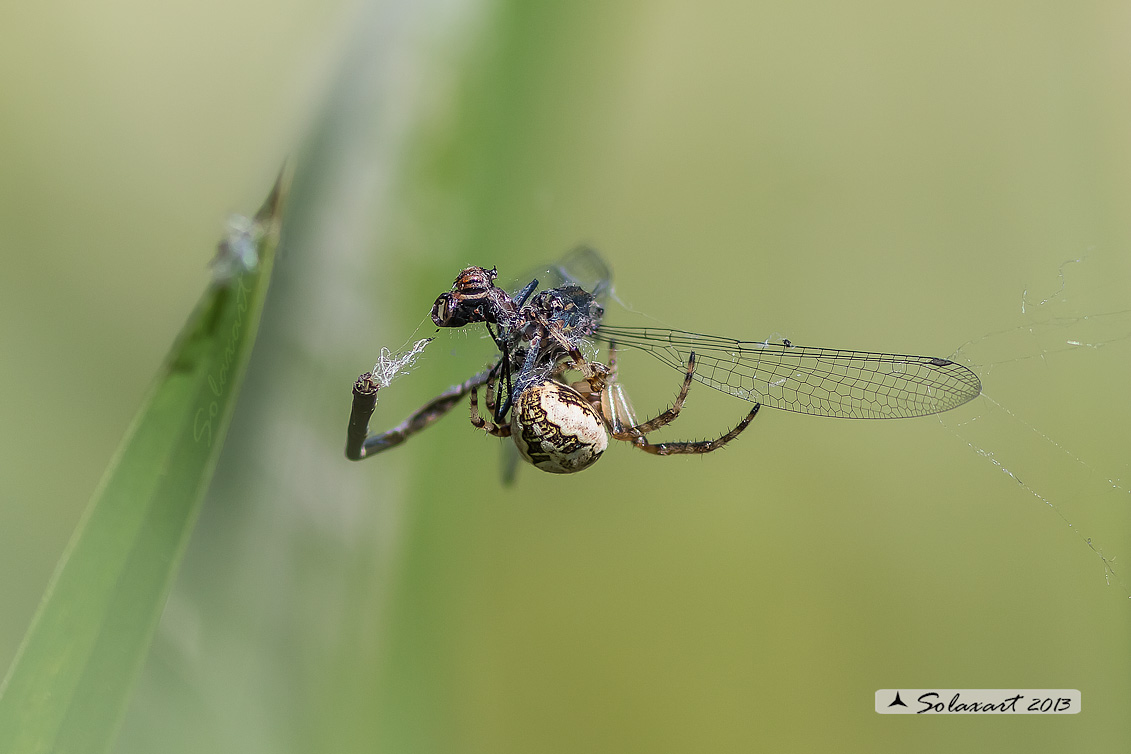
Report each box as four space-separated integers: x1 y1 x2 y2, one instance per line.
511 379 608 473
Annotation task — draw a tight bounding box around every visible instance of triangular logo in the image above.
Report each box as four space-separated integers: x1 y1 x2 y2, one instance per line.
888 691 908 707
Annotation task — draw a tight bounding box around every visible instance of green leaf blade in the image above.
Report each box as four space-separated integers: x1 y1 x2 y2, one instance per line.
0 173 289 754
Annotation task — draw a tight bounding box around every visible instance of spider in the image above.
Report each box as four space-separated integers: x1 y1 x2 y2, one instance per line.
467 344 761 473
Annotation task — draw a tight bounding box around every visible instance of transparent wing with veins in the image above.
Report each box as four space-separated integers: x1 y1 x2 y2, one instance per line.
595 326 982 419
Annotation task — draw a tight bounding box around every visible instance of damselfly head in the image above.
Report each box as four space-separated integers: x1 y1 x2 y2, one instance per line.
430 265 501 328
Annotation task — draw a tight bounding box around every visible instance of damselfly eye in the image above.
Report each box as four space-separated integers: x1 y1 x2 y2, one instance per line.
430 293 456 327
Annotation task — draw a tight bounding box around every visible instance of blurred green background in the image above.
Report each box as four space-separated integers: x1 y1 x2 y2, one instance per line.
3 0 1129 752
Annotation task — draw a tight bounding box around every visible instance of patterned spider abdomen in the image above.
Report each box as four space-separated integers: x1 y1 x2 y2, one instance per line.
511 379 608 473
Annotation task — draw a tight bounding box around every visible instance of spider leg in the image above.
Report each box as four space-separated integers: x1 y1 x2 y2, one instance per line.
624 403 761 456
548 359 572 379
483 362 513 422
592 341 636 432
470 384 512 437
606 339 619 374
605 350 761 456
346 367 494 460
611 351 698 438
